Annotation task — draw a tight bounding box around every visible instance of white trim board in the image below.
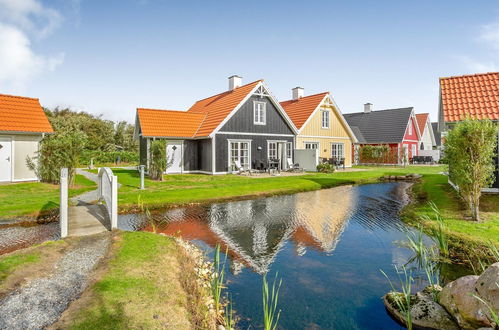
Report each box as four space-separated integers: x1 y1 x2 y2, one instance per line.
217 131 294 137
299 135 351 140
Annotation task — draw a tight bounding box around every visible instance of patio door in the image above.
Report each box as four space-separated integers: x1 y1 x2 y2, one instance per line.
0 137 12 182
229 140 250 172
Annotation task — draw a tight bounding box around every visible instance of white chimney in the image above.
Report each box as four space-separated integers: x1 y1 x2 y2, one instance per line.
228 75 242 91
364 103 373 113
292 87 304 100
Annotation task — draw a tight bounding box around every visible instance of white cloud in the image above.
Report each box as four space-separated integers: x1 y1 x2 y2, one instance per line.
458 55 497 73
480 22 499 50
0 0 62 38
0 0 64 90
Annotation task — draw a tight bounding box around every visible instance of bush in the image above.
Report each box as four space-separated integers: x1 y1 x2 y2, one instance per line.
27 129 87 185
317 163 335 173
149 140 167 181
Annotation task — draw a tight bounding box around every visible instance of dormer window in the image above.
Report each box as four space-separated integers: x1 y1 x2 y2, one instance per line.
321 109 330 129
254 101 266 125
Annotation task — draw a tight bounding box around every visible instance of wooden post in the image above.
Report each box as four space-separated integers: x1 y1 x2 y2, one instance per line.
111 175 118 229
139 165 145 190
60 168 68 238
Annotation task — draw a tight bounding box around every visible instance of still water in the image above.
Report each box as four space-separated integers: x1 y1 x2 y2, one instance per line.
120 182 448 329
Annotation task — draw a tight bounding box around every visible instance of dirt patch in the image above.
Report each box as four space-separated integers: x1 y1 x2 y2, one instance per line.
0 239 70 299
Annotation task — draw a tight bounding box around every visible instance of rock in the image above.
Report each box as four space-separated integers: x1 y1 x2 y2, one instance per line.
384 288 459 330
474 262 499 324
439 275 491 329
396 176 406 180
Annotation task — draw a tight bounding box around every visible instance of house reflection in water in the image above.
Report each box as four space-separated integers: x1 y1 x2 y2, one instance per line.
150 185 357 274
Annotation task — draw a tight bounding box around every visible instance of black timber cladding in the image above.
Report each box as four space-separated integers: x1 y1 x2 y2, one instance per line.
214 134 293 172
219 95 294 135
344 108 413 144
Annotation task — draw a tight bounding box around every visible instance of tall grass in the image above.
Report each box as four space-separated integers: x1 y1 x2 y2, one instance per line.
211 244 227 316
397 225 427 266
262 273 282 330
381 266 414 330
223 294 236 330
420 201 449 257
138 195 157 233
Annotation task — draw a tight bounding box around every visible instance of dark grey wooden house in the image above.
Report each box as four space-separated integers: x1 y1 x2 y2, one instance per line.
134 76 298 174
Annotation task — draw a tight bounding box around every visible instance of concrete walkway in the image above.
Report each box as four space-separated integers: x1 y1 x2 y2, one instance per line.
68 169 114 236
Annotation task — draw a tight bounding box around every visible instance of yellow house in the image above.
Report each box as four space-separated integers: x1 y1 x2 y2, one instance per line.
280 88 357 167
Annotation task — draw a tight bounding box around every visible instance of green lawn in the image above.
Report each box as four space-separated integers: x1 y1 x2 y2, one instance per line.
0 253 39 283
103 166 445 211
0 175 96 219
64 232 213 329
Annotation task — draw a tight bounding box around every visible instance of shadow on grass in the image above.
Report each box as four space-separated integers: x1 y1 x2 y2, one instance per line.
71 295 129 330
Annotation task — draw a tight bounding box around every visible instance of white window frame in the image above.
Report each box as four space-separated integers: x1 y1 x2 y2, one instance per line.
286 141 292 159
268 141 278 159
408 121 412 135
304 141 320 150
253 101 266 125
331 142 344 159
228 139 252 172
411 144 416 157
321 109 330 129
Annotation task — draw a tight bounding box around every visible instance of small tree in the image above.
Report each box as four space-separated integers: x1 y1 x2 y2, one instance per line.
27 129 87 185
444 118 498 221
149 140 167 181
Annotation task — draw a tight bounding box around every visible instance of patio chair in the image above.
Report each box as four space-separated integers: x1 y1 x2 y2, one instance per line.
286 158 303 172
338 158 345 170
233 160 255 175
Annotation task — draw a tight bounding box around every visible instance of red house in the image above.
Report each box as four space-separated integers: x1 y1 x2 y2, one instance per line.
344 104 421 164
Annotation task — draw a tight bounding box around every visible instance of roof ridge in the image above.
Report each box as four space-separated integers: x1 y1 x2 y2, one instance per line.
190 79 263 105
0 93 39 101
280 91 329 104
137 108 192 113
344 107 413 115
439 72 499 80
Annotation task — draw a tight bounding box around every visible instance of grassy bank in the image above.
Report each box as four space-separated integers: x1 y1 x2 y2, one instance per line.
54 231 215 329
0 175 96 219
101 166 445 212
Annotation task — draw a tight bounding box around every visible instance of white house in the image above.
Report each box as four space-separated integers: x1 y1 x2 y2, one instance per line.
0 94 53 182
416 113 436 150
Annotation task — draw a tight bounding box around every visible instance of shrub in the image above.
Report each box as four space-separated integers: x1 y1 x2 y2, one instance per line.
317 163 335 173
80 150 139 166
27 129 87 185
444 118 498 221
149 140 167 181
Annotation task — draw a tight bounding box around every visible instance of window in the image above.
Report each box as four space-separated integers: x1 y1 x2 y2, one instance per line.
286 142 292 159
331 143 344 159
408 122 412 135
305 142 319 150
321 110 330 129
229 140 250 171
253 101 266 125
268 141 277 159
411 144 417 157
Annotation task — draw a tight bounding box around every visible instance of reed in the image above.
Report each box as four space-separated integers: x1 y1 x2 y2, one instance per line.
223 294 236 330
381 266 414 330
211 244 227 315
423 202 449 257
262 272 282 330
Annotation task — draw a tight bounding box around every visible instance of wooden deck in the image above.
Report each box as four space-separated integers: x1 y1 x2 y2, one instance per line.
68 204 110 236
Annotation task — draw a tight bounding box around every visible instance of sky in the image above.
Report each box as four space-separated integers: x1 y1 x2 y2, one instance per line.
1 0 499 123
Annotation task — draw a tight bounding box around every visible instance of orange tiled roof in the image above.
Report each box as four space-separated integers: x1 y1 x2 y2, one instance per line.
0 94 53 133
280 92 328 130
415 113 429 135
188 80 262 136
440 72 499 122
137 108 206 138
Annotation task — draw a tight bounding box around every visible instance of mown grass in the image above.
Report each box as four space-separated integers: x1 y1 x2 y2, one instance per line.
67 232 214 329
0 174 96 219
0 253 40 283
100 166 445 212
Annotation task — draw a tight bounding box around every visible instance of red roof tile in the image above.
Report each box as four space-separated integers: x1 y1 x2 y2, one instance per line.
137 108 206 138
0 94 53 133
280 92 328 129
440 72 499 122
187 80 262 136
415 113 429 135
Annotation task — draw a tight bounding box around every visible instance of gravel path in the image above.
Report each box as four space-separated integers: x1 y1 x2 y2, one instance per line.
0 234 110 330
71 169 100 205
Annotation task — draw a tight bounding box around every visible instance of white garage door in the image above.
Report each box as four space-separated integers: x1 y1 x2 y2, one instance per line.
0 137 12 182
